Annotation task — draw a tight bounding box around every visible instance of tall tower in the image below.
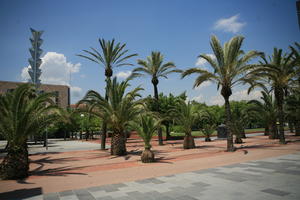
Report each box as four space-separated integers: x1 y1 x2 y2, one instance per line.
28 28 43 87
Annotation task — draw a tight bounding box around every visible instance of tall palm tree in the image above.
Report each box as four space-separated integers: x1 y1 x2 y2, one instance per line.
130 114 160 163
0 84 59 179
79 78 143 156
174 100 197 149
78 39 137 150
132 51 179 145
182 35 261 151
247 90 278 139
249 48 297 144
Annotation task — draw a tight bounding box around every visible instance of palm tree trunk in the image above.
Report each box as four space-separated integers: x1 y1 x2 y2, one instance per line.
165 123 170 140
275 88 286 144
224 96 235 152
269 122 279 139
295 121 300 136
183 132 195 149
264 124 270 136
110 131 127 156
101 77 110 150
141 147 155 163
0 142 29 179
153 83 163 145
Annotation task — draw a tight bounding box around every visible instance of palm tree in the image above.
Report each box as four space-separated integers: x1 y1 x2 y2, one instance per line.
174 100 197 149
131 114 160 163
182 35 261 151
285 91 300 136
198 109 217 142
247 90 278 139
79 78 143 156
132 51 179 145
0 84 59 179
249 48 297 144
78 39 137 150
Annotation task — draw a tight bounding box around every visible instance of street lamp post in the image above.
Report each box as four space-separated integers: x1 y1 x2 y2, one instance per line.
80 114 84 140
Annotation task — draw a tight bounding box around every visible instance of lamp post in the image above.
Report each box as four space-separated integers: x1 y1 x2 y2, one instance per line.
80 114 84 140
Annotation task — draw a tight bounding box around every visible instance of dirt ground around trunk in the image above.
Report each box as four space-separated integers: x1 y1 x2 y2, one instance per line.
1 133 300 194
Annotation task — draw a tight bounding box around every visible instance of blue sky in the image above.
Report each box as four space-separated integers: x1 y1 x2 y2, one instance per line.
0 0 299 104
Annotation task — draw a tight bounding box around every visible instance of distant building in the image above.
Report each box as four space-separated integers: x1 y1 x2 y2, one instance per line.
0 80 70 108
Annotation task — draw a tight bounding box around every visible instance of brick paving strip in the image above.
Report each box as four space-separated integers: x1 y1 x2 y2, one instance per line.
0 134 300 199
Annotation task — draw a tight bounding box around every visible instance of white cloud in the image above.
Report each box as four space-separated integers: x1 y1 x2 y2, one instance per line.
194 81 212 90
208 89 262 106
192 94 204 102
214 14 246 33
195 54 216 67
21 52 81 85
71 86 83 98
115 71 131 79
21 52 82 101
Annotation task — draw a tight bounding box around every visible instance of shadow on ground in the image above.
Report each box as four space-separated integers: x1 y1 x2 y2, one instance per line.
0 187 42 200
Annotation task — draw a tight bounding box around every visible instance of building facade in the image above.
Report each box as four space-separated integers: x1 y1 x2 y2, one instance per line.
0 81 70 108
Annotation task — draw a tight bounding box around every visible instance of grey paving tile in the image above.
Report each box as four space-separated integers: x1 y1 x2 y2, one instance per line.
174 195 199 200
213 172 247 182
59 190 74 197
191 181 210 187
43 193 59 200
74 189 95 200
221 163 253 168
135 177 165 184
95 196 114 200
261 188 290 196
192 168 220 174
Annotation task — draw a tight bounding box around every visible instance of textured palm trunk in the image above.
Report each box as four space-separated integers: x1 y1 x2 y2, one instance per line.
269 122 279 139
165 123 170 140
101 77 110 150
275 88 286 144
205 136 211 142
153 81 163 145
110 131 127 156
264 124 270 136
183 133 195 149
295 121 300 136
0 142 29 179
141 148 155 163
224 96 235 152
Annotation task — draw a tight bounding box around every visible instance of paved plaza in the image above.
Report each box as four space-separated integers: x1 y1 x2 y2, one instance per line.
1 152 299 200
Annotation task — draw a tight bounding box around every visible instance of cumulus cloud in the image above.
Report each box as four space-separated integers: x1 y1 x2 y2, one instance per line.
192 94 204 102
214 14 246 33
115 71 132 79
208 89 262 106
195 54 216 67
194 81 212 90
21 51 83 100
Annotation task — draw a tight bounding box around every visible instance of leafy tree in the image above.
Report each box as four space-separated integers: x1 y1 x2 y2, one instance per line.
182 35 261 151
79 78 143 156
249 48 297 144
132 51 179 145
78 39 137 149
0 84 59 179
130 114 160 163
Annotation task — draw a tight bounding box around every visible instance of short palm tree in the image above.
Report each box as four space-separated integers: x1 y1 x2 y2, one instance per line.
79 78 143 156
198 109 217 142
249 48 297 144
78 39 137 150
247 90 278 139
0 84 59 179
174 100 197 149
182 35 261 151
131 114 160 163
132 51 179 145
202 124 216 142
